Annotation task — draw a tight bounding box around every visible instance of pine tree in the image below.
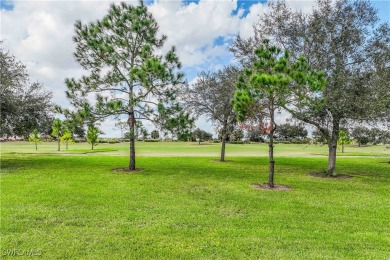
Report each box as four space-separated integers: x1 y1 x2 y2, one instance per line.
233 40 325 187
65 1 183 170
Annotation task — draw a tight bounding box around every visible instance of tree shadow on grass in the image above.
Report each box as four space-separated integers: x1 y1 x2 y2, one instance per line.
251 184 293 191
112 168 144 173
309 172 353 179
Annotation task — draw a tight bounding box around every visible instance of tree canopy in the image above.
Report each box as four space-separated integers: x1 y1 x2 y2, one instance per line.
1 44 53 138
186 66 241 161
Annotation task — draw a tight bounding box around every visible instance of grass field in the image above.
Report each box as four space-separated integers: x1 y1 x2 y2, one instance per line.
1 142 389 258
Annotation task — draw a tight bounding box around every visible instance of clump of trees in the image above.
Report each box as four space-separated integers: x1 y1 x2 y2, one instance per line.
351 127 370 147
50 118 80 151
275 123 308 141
192 128 213 144
351 126 390 146
231 0 390 175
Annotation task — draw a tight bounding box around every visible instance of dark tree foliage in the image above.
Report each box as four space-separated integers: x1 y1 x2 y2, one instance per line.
0 44 53 138
312 129 327 144
150 129 159 139
378 130 390 145
231 0 390 175
246 129 265 143
192 128 213 144
65 1 183 170
351 126 372 146
186 66 240 161
349 126 390 146
368 128 380 145
275 123 308 140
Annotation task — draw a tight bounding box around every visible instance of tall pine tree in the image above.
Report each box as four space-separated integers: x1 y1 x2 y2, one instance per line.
233 40 325 188
65 1 183 170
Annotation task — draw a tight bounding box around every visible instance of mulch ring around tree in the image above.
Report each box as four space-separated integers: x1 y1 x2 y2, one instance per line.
309 172 353 179
251 184 293 191
112 168 144 173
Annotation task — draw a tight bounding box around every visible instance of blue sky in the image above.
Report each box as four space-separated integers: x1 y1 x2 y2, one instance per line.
1 0 389 137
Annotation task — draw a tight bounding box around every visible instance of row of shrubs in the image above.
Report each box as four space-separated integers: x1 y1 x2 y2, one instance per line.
97 138 121 144
144 139 160 142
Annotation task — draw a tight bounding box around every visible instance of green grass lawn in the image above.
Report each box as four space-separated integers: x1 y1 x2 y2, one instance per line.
1 142 389 258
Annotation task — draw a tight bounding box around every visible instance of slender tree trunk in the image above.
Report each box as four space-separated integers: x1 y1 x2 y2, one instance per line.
92 143 94 150
327 139 337 176
35 141 37 150
327 122 340 176
220 132 227 162
342 143 344 153
268 135 275 188
57 140 60 151
268 108 276 188
128 109 136 170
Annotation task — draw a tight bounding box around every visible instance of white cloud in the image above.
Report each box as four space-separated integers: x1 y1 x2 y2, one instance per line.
286 0 317 13
238 2 268 39
149 0 241 66
1 0 114 110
